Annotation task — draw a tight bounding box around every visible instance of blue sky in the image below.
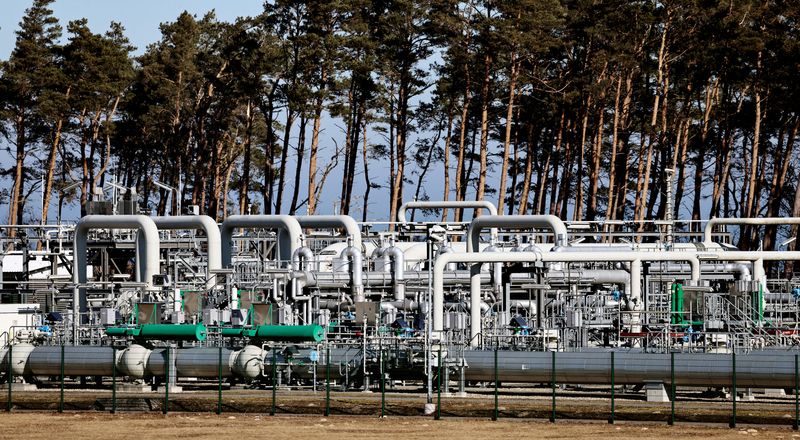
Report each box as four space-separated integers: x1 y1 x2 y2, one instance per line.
0 1 264 58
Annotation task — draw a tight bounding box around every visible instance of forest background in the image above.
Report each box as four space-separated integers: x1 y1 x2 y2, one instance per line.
0 0 798 252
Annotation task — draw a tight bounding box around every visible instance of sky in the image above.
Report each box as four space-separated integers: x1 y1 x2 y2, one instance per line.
0 0 448 224
0 1 264 58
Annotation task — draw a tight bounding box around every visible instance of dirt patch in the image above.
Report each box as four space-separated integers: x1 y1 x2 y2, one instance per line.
0 412 790 440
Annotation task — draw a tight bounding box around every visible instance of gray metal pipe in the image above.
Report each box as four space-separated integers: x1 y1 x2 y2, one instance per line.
340 246 365 302
292 246 315 271
467 215 569 251
152 215 221 288
397 200 498 223
220 215 303 267
462 349 800 388
704 217 800 245
74 215 160 343
384 246 406 301
296 215 362 252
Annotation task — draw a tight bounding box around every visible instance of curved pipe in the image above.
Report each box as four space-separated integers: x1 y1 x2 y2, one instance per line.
74 215 160 342
220 215 303 267
292 246 315 271
340 246 365 302
152 215 221 288
384 246 406 301
703 217 800 245
467 215 568 251
296 215 362 251
397 200 498 223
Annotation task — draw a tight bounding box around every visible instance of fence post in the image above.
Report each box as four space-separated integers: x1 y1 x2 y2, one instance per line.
729 352 736 429
794 353 798 431
381 338 386 418
608 351 615 424
492 347 498 421
163 347 169 415
325 345 331 417
435 344 441 420
550 350 556 423
6 344 11 412
270 347 277 416
669 351 675 426
111 346 117 414
217 345 223 415
59 344 65 413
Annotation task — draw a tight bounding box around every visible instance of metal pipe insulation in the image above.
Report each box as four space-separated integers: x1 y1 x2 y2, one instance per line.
220 215 303 267
296 215 362 252
433 251 703 345
74 215 161 343
397 200 498 223
703 217 800 245
340 246 365 302
467 215 569 251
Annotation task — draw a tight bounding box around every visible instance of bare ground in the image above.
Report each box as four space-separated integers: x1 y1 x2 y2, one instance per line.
0 412 796 440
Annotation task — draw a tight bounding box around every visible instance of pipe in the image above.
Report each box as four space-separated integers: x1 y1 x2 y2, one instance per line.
384 246 406 301
292 246 315 271
467 215 568 251
703 217 800 245
433 251 702 346
74 215 160 343
340 246 365 302
397 200 498 223
152 215 221 288
220 215 303 267
296 215 362 252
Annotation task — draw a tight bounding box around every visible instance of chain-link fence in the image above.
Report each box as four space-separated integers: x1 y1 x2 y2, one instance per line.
2 345 800 430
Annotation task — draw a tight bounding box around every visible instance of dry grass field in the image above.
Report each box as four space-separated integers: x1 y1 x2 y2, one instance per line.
0 412 796 440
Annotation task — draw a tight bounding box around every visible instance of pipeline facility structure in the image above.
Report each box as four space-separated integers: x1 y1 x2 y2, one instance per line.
3 193 800 418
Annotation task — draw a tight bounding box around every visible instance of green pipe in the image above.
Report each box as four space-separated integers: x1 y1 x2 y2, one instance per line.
106 324 207 341
220 328 256 338
254 325 324 342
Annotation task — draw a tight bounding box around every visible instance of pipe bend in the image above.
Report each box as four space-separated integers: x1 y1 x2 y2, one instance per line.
384 246 406 301
467 215 568 252
397 200 498 223
152 215 221 287
340 246 364 302
220 215 303 267
296 215 362 251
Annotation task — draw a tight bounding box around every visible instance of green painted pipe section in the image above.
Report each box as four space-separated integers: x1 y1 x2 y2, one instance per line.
254 325 324 342
220 328 256 338
105 327 140 337
106 324 207 341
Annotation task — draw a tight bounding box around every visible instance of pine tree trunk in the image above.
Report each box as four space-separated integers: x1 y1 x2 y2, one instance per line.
475 53 493 214
497 54 517 214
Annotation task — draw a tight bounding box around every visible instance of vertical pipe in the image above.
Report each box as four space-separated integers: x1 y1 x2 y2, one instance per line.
59 344 64 413
270 347 277 416
669 351 675 426
470 263 482 347
163 348 169 415
730 352 736 428
217 345 222 415
492 347 498 421
381 338 386 418
608 351 615 424
436 344 442 421
325 346 331 417
550 350 556 423
111 347 117 415
6 344 11 412
794 354 798 431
